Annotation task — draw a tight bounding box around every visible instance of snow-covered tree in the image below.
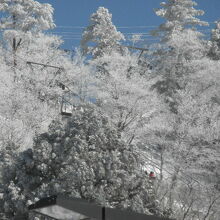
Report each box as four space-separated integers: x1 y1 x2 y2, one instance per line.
0 34 69 148
153 0 208 42
209 20 220 60
143 67 220 219
0 5 72 216
0 0 55 32
19 34 66 102
0 0 55 80
1 105 160 219
0 2 74 151
151 0 209 112
141 83 220 219
89 50 162 144
81 7 125 58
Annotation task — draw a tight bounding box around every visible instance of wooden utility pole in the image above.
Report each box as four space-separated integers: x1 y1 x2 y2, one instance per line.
12 13 22 82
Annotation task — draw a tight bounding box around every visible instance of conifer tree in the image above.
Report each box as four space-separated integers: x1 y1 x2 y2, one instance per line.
81 7 125 58
154 0 208 42
209 20 220 60
152 0 208 112
0 105 160 219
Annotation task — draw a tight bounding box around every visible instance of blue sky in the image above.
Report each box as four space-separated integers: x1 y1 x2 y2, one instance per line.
38 0 220 50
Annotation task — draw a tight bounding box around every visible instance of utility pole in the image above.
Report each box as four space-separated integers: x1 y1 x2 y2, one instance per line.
12 12 22 82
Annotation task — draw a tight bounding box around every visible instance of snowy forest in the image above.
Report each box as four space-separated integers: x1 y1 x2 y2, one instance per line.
0 0 219 219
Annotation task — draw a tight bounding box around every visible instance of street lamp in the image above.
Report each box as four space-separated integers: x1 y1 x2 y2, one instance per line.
29 195 172 220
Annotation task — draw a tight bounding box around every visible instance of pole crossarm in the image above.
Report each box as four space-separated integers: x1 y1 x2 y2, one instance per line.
118 44 149 51
123 45 149 51
26 61 64 70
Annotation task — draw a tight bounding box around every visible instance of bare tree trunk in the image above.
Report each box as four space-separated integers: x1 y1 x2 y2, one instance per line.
203 195 220 220
168 166 180 211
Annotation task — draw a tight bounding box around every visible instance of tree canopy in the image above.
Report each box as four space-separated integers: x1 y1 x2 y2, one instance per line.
0 1 219 220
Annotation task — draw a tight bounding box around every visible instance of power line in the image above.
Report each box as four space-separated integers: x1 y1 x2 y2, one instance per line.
56 26 85 29
55 22 216 30
49 32 153 36
60 36 157 39
47 28 212 41
56 25 158 29
50 28 212 34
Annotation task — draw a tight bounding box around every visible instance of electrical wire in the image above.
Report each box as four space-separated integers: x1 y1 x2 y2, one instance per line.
46 27 212 43
56 22 215 29
56 25 158 29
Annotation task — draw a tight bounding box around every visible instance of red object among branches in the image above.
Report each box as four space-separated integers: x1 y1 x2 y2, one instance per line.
149 171 156 178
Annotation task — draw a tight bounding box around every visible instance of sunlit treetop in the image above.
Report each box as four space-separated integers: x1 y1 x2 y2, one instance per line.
154 0 208 41
81 7 125 58
0 0 55 32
